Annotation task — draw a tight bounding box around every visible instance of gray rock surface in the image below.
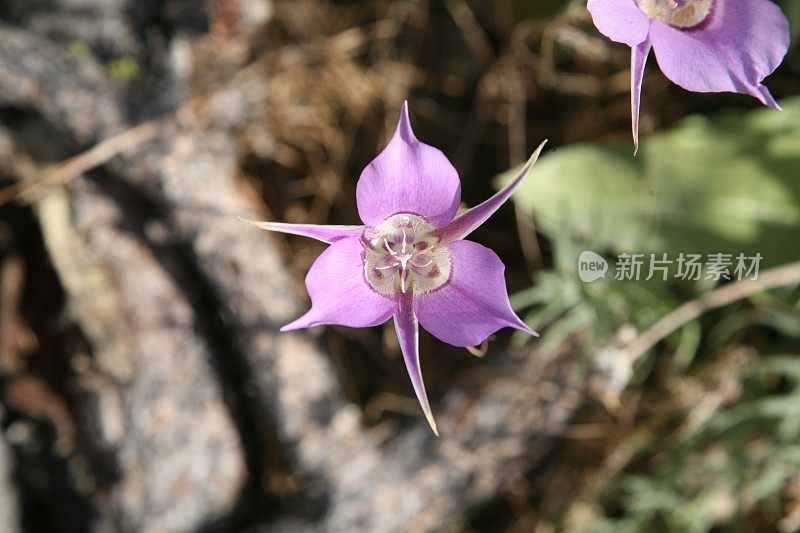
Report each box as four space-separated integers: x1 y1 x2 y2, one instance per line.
0 8 586 530
0 408 21 533
1 24 247 532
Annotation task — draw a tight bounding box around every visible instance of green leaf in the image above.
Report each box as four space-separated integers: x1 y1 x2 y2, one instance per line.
498 98 800 268
778 0 800 44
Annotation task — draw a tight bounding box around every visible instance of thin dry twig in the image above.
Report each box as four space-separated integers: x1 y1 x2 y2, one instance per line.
466 338 490 357
506 61 544 272
622 260 800 365
0 120 162 205
0 254 36 371
538 6 606 96
444 0 493 66
0 20 398 207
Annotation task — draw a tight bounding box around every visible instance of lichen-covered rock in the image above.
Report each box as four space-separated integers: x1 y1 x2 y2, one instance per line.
0 24 123 143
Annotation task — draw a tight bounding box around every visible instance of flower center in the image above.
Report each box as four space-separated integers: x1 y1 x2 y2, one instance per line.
362 213 451 296
635 0 713 28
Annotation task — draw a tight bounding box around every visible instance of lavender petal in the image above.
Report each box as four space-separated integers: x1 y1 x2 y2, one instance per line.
281 237 395 331
587 0 651 47
631 40 652 155
436 141 546 244
414 240 537 348
240 218 364 243
394 290 439 435
355 101 461 228
649 0 789 106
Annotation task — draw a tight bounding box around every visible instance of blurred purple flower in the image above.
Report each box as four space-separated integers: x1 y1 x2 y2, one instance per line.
243 103 544 434
587 0 790 152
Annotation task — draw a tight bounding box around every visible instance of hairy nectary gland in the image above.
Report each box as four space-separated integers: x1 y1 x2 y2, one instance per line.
636 0 714 27
363 213 451 296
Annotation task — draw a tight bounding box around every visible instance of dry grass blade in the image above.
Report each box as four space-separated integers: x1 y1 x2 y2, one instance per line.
444 0 493 66
0 19 399 208
0 120 161 206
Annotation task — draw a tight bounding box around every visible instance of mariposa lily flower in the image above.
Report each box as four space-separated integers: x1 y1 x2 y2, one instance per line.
243 103 545 435
587 0 790 152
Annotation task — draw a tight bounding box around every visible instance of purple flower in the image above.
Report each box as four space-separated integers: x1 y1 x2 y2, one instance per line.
243 103 544 434
587 0 790 152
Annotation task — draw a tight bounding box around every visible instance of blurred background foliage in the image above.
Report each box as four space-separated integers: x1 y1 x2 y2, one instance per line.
503 100 800 266
502 98 800 533
494 1 800 530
